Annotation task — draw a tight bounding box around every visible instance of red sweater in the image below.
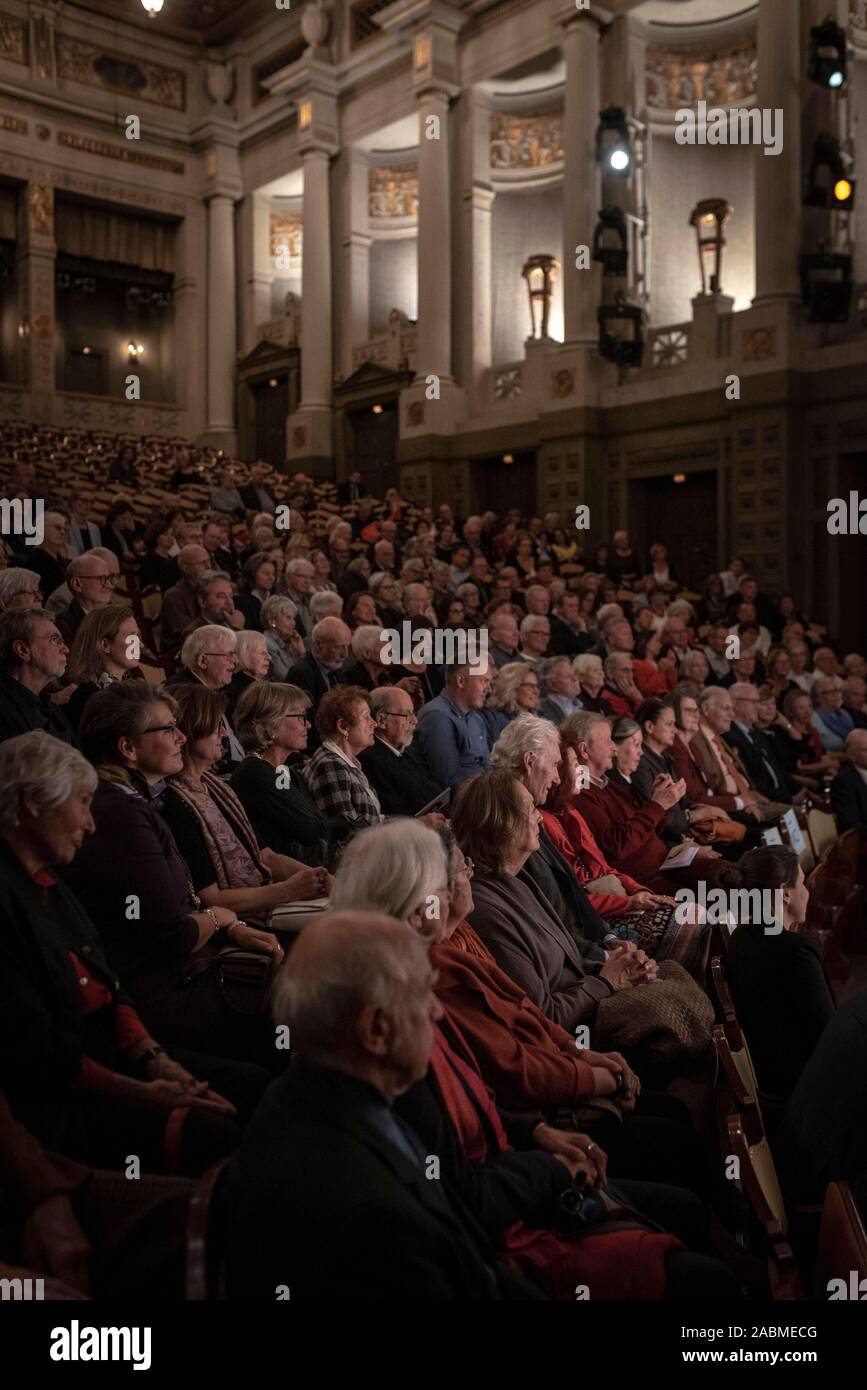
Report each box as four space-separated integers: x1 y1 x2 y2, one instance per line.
577 779 669 883
539 806 646 917
430 922 596 1111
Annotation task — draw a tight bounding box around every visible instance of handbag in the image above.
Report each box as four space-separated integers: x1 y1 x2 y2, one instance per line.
593 959 714 1065
690 818 746 845
556 1181 667 1239
180 941 277 1016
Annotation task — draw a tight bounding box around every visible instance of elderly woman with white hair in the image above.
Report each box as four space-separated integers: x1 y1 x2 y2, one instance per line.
329 819 732 1300
0 566 42 612
261 594 305 681
0 730 269 1173
226 628 271 718
572 652 617 716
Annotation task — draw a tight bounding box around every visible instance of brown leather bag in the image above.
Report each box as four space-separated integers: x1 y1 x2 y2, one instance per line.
593 960 714 1065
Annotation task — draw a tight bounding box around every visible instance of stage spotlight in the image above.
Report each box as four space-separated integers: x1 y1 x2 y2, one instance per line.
804 133 855 210
808 19 847 91
799 249 853 323
592 206 628 278
597 292 644 368
595 107 632 176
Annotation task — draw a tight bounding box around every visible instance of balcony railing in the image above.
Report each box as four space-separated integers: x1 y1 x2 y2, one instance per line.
649 323 690 368
351 309 416 373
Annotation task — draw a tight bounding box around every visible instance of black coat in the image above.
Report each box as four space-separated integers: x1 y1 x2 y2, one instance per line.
547 616 594 659
359 736 443 816
0 843 129 1145
831 762 867 835
0 672 77 747
224 1062 509 1300
726 923 835 1099
336 479 369 505
724 723 790 801
230 755 347 866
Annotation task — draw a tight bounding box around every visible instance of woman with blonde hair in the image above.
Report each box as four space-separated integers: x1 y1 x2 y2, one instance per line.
65 603 144 732
482 661 541 741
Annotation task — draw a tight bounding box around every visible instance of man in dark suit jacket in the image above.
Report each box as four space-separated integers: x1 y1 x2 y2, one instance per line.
286 617 350 748
831 732 867 834
724 683 792 802
336 470 368 506
360 687 443 816
224 912 512 1301
548 593 594 659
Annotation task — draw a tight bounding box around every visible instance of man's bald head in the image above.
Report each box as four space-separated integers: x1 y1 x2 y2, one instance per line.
273 912 437 1095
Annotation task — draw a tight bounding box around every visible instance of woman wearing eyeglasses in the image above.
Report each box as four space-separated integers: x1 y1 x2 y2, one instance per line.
65 604 145 732
64 681 284 1069
230 681 349 867
481 661 541 743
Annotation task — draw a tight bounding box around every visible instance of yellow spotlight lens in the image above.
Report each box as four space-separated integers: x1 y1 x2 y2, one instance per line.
834 178 852 202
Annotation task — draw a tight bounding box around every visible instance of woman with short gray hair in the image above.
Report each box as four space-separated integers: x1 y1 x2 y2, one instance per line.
572 652 616 716
329 817 450 933
0 566 42 612
261 594 305 681
0 729 259 1173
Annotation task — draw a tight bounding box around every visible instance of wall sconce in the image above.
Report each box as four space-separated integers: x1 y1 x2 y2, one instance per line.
521 254 559 340
597 291 644 367
799 248 853 323
808 19 846 90
595 107 632 175
372 403 383 414
126 341 144 365
17 318 29 339
673 473 686 484
689 197 732 294
592 206 629 277
141 0 164 13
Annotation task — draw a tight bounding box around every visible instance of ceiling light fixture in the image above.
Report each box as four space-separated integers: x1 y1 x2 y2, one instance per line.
141 0 165 16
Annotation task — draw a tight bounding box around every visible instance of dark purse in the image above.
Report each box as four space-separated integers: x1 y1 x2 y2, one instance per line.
181 943 276 1015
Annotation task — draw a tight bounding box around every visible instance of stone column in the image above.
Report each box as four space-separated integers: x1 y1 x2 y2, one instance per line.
204 191 238 444
753 0 802 303
416 87 454 386
337 146 371 382
174 202 207 439
299 145 333 415
17 180 56 421
560 12 601 344
240 193 274 354
457 87 494 406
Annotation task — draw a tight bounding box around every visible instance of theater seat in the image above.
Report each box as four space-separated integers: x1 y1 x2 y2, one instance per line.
186 1158 231 1301
814 1182 867 1300
726 1110 802 1299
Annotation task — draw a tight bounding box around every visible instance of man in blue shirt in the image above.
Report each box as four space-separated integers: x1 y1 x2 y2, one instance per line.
416 662 493 790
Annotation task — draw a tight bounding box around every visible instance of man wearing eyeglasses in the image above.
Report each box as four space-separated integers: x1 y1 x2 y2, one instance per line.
55 552 114 645
0 608 76 746
359 686 444 818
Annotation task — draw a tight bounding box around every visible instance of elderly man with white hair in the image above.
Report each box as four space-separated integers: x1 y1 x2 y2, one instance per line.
225 908 523 1301
159 543 211 653
286 615 350 711
284 556 315 636
0 607 75 745
167 623 244 771
54 551 114 645
518 613 550 663
359 685 443 816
